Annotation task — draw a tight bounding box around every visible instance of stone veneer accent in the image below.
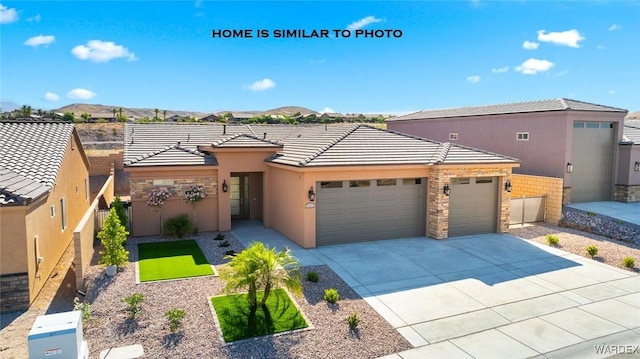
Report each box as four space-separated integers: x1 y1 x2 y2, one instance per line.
614 184 640 203
427 166 512 239
562 187 571 205
1 272 29 312
131 177 217 201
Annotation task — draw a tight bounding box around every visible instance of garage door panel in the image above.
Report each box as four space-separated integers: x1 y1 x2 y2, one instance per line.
449 178 498 237
316 178 426 245
571 123 613 202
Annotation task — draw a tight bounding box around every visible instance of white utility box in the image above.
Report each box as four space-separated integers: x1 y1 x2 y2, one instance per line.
28 311 88 359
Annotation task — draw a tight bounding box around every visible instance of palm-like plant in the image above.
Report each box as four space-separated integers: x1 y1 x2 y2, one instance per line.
219 242 301 310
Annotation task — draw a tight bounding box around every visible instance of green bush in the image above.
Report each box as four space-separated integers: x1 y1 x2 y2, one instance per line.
546 234 559 246
73 298 92 323
110 196 128 231
324 288 340 303
98 207 129 267
306 271 319 283
163 214 194 238
124 293 145 319
165 308 186 333
585 245 599 259
214 232 225 241
622 257 635 269
346 312 359 329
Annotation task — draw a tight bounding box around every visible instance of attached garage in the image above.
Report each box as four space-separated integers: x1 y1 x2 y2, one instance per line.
570 122 614 202
448 177 498 237
316 178 426 245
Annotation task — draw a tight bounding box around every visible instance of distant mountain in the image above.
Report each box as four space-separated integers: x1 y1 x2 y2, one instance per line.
215 106 319 117
55 104 206 119
1 100 20 112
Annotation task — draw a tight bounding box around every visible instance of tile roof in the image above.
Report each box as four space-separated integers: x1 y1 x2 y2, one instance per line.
125 123 518 168
622 120 640 144
388 98 628 121
0 122 75 205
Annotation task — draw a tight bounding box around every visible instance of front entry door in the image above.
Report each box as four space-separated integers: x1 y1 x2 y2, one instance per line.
230 175 250 219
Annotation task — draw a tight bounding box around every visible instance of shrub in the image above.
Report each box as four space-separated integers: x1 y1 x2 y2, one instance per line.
585 245 599 259
214 232 225 241
165 308 186 333
73 298 92 323
163 214 194 238
98 207 129 267
622 257 635 269
306 271 319 283
546 234 559 246
124 293 145 319
324 288 340 303
218 240 230 248
346 312 359 329
110 196 129 231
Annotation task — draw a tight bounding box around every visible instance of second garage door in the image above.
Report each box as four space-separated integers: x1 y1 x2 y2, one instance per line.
449 177 498 237
316 178 426 246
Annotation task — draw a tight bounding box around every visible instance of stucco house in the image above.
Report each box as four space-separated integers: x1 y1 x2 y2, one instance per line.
124 123 519 248
0 122 90 312
387 99 629 204
619 119 640 202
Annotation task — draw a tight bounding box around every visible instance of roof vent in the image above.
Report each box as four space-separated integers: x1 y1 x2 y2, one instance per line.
187 134 190 142
263 132 267 139
223 124 226 135
177 141 181 146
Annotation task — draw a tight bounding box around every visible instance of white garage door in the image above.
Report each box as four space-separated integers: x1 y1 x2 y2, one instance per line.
449 177 498 237
571 122 614 203
316 178 426 246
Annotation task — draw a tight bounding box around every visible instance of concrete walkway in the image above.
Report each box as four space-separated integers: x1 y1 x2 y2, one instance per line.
231 221 640 359
566 201 640 227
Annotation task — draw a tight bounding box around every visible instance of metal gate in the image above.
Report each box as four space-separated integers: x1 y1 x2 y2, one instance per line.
510 196 546 225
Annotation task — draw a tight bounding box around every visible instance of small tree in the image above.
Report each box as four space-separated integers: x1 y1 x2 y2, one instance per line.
111 196 129 230
219 242 301 311
183 185 206 228
98 207 129 267
147 187 171 234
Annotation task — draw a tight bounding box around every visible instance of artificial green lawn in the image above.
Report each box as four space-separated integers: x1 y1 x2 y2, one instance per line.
211 288 308 342
137 240 214 282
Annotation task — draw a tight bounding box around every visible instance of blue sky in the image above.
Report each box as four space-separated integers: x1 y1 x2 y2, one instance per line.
2 1 639 114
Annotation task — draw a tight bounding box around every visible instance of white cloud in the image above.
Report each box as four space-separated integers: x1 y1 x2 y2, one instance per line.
71 40 137 62
522 41 539 50
608 90 615 95
515 58 555 75
537 29 585 48
608 24 621 31
44 92 60 101
244 78 275 92
347 16 383 31
492 66 509 73
67 88 96 100
24 35 55 47
27 14 41 22
321 107 335 113
0 4 18 24
466 75 481 84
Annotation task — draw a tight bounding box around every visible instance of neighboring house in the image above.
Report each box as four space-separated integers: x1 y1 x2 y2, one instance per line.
0 122 91 312
165 114 182 122
387 99 629 204
619 120 640 202
124 123 519 248
199 114 221 122
89 112 117 122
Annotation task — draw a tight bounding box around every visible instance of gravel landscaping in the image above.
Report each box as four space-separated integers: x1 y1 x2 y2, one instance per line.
81 232 411 358
510 223 640 272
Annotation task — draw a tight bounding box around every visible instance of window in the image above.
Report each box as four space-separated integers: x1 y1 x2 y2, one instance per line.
84 178 89 200
60 198 67 230
349 180 370 188
75 185 79 194
451 178 470 185
475 177 494 184
573 122 585 128
320 181 342 189
153 179 175 186
376 179 396 186
449 133 459 141
586 122 599 129
50 205 55 217
402 178 422 185
516 132 529 141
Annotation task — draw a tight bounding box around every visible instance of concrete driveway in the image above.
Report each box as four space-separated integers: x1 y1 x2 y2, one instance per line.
232 222 640 359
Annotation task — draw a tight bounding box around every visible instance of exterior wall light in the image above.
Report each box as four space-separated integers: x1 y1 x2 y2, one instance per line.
566 163 573 173
505 180 512 193
222 180 228 193
443 184 451 196
635 161 640 172
308 186 316 201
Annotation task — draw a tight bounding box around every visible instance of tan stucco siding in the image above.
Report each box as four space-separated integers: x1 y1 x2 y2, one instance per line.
510 174 563 224
0 206 28 273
